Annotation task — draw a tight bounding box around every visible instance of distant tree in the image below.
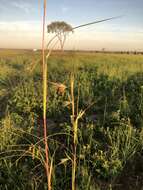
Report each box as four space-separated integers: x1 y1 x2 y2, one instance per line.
102 48 105 52
47 21 73 51
47 17 121 51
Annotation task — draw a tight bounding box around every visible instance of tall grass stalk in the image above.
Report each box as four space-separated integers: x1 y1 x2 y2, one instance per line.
42 0 51 189
70 75 91 190
70 74 85 190
70 74 76 190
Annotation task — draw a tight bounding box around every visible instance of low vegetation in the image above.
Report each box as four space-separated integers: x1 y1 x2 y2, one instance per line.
0 50 143 190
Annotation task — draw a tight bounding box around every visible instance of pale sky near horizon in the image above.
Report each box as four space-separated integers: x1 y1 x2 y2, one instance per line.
0 0 143 51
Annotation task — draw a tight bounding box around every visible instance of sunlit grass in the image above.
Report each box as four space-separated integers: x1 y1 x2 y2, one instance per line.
0 50 143 189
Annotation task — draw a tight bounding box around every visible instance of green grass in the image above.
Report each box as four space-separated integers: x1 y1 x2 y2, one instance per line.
0 50 143 190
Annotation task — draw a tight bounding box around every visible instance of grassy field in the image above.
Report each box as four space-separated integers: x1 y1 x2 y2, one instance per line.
0 50 143 190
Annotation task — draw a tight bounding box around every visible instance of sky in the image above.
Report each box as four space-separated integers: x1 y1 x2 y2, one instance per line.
0 0 143 51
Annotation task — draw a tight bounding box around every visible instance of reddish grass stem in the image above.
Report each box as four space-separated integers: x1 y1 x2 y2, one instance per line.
42 0 51 190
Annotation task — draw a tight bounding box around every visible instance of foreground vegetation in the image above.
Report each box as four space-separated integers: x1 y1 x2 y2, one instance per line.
0 50 143 190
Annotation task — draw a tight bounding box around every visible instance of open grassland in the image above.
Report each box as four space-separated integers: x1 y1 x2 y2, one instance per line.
0 50 143 190
1 49 143 78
